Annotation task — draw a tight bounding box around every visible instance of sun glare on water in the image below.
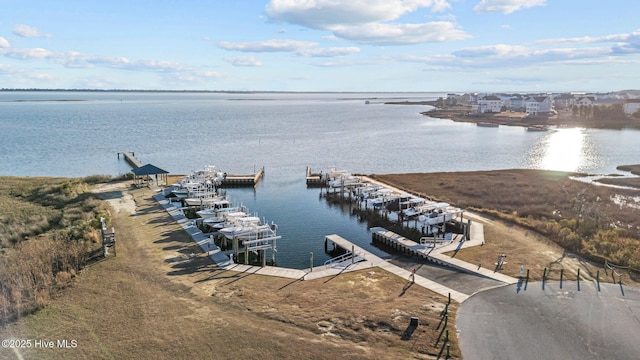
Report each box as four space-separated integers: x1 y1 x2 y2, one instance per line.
531 128 594 172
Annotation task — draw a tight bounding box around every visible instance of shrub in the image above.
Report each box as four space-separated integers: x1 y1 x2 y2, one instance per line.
0 177 107 325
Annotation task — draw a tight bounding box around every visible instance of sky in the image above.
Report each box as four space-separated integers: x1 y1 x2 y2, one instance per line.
1 0 639 92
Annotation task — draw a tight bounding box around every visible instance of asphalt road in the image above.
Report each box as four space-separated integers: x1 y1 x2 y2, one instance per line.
457 280 640 360
388 255 503 296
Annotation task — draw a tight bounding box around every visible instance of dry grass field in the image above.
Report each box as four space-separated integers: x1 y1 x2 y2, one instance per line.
373 170 640 282
1 181 460 360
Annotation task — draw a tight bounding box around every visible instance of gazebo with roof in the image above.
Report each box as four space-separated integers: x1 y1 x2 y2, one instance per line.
130 163 169 187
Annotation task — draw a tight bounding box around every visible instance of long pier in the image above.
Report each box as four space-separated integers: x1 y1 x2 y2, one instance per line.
117 151 143 169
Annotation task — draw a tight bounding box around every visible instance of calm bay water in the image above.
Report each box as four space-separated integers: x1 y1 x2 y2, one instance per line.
1 91 639 268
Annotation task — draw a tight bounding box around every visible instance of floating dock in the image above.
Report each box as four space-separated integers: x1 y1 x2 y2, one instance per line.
117 151 143 169
219 167 265 187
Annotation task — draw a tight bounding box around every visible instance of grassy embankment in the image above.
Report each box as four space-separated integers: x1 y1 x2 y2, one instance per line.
373 169 640 275
0 176 114 324
1 179 462 359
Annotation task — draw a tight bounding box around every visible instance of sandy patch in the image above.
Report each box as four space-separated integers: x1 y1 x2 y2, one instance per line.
92 181 137 215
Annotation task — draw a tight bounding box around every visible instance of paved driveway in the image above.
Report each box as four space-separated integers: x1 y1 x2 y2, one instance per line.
457 280 640 360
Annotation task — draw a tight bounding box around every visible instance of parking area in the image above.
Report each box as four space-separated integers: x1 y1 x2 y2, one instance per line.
457 281 640 359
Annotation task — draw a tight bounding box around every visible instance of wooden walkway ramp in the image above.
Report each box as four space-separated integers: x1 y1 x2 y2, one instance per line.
320 234 469 302
371 227 518 285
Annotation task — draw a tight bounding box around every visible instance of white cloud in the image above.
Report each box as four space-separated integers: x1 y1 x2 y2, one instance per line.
0 63 17 73
452 44 529 58
313 58 383 67
13 24 53 38
531 30 640 56
536 30 640 45
224 56 263 66
441 43 613 69
473 0 546 14
332 22 470 45
3 47 54 60
218 39 317 52
266 0 451 29
218 38 360 58
265 0 464 45
0 37 9 48
199 71 221 78
0 63 52 82
28 73 54 80
298 47 360 57
0 46 220 83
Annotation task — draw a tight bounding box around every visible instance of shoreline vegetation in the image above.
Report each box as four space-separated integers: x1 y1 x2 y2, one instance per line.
1 168 639 358
385 100 640 130
373 169 640 270
0 175 116 324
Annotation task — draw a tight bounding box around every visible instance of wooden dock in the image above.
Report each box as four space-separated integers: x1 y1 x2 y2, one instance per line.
117 151 143 169
371 227 518 284
324 234 371 261
219 166 265 187
306 167 327 187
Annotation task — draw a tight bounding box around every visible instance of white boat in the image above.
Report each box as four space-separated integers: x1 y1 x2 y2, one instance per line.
208 211 249 229
417 204 463 225
328 174 360 188
172 165 225 198
185 195 226 207
353 184 383 199
199 206 246 226
365 188 397 207
171 188 189 199
219 216 263 239
399 198 428 217
195 200 233 218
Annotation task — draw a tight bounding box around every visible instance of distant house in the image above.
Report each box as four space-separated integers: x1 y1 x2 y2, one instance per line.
575 96 596 106
509 95 526 111
478 95 503 113
446 93 463 106
623 99 640 115
525 96 553 116
553 93 574 108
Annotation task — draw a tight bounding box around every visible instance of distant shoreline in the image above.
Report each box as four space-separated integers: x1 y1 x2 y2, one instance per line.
384 101 640 130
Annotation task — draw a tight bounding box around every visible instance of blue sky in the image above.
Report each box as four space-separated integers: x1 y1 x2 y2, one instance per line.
1 0 639 92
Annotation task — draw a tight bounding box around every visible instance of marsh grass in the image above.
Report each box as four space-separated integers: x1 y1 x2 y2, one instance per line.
0 176 111 325
373 169 640 268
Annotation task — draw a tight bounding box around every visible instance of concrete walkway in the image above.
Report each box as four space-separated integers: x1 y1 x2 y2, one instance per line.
372 227 519 285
